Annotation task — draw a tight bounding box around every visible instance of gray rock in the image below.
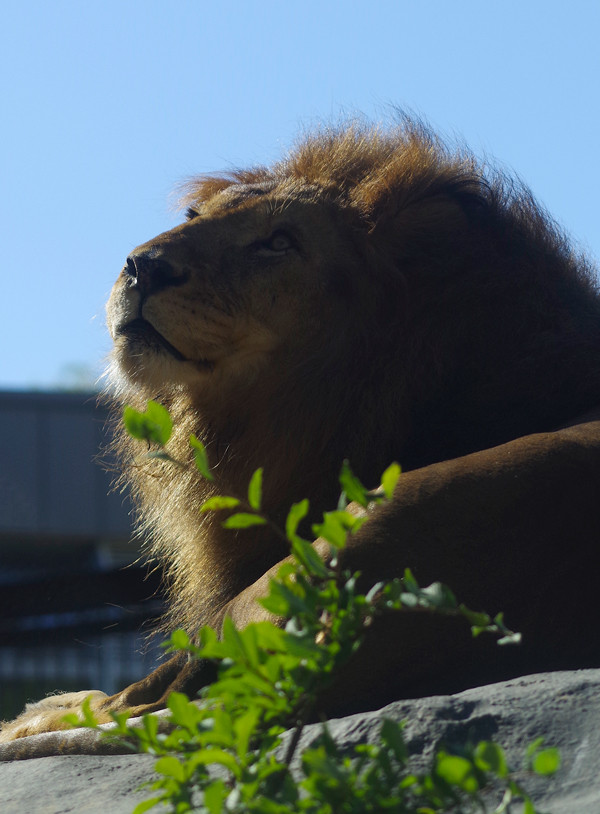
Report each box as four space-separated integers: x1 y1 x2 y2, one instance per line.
1 670 598 813
0 753 161 814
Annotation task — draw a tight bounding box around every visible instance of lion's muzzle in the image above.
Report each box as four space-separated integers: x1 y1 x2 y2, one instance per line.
124 251 190 297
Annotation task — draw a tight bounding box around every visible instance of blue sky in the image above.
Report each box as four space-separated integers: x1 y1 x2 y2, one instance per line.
2 0 599 389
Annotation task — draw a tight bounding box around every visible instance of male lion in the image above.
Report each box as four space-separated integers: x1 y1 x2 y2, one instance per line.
2 120 600 752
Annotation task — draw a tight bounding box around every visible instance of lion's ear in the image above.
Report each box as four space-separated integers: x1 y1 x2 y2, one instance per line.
353 162 486 258
384 193 472 238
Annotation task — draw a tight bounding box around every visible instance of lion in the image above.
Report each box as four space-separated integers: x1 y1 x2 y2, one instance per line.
2 119 600 754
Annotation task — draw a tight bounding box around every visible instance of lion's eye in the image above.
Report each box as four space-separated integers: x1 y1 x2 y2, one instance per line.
255 231 295 256
267 233 293 252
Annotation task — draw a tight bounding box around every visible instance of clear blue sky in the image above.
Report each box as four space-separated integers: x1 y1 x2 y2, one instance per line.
2 0 598 390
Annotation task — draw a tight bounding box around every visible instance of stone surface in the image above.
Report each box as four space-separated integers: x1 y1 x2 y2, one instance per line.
1 670 599 813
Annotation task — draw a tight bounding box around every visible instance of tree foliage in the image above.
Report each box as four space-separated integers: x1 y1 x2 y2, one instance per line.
71 401 559 813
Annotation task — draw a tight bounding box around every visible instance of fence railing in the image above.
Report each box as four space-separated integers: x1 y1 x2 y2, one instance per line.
0 567 166 720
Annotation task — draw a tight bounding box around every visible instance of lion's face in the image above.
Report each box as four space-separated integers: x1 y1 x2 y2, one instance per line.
107 181 369 402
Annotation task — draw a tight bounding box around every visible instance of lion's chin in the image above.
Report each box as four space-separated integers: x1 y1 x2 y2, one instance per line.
108 315 275 403
114 319 216 376
107 340 216 399
117 318 189 362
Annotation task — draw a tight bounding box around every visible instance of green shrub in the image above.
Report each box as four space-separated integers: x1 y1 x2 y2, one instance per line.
75 400 559 813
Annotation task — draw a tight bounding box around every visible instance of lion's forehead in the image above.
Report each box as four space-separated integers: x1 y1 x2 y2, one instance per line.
217 182 276 208
201 180 328 216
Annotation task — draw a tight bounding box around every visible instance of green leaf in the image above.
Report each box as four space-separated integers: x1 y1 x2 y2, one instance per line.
458 604 492 627
123 400 173 445
189 434 214 481
290 537 330 579
167 692 202 728
261 579 312 618
200 496 240 512
474 741 507 777
203 781 228 814
285 499 310 541
108 710 132 732
497 631 522 646
141 713 159 742
74 695 99 728
169 629 192 650
436 753 480 792
526 737 545 758
532 747 561 775
248 468 263 511
402 568 419 592
339 460 369 508
312 510 363 548
196 626 232 660
365 581 385 603
187 747 241 776
380 719 408 762
247 621 288 652
233 707 261 757
312 516 347 548
154 756 186 782
222 513 267 529
131 798 162 814
380 462 401 499
419 581 457 609
221 616 259 666
260 591 294 618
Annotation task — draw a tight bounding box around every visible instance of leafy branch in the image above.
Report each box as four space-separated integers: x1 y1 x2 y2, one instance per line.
81 399 561 813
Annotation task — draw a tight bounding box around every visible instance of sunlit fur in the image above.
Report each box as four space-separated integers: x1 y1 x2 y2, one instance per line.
108 119 600 637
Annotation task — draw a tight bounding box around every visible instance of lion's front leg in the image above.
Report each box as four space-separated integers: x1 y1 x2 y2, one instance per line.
0 651 218 751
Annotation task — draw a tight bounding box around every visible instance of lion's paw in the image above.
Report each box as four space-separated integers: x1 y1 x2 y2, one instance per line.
0 690 107 743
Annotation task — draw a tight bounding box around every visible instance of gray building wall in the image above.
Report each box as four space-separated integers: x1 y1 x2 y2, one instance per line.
0 390 132 543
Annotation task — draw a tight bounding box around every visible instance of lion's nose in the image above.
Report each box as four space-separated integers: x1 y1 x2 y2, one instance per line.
124 251 189 296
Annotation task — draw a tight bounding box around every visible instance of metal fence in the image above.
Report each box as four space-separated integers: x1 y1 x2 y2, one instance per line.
0 631 165 721
0 566 167 720
0 390 168 721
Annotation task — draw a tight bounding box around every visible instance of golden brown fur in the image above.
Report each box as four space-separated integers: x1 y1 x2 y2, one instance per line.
2 119 600 752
